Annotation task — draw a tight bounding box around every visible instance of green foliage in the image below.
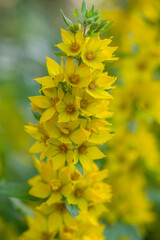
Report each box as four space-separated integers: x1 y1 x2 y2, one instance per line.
32 110 41 121
60 0 113 36
75 161 84 177
54 52 66 57
104 223 143 240
0 182 38 201
63 198 79 218
60 9 73 26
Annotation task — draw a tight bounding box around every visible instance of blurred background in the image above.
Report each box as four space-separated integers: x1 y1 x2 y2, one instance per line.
0 0 160 240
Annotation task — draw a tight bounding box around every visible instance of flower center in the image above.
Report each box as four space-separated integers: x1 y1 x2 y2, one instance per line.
59 127 72 138
70 42 80 53
57 143 68 154
41 135 49 145
71 171 81 181
65 104 76 115
41 232 52 240
78 144 88 155
88 81 97 91
50 180 62 192
85 51 96 62
80 99 88 109
137 62 146 71
68 74 80 84
56 203 67 213
49 97 59 107
74 188 84 198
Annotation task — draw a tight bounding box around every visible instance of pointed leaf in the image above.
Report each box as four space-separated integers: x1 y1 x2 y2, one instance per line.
81 0 88 18
63 199 79 218
60 9 73 26
75 161 84 177
74 9 79 18
100 21 114 35
32 110 41 121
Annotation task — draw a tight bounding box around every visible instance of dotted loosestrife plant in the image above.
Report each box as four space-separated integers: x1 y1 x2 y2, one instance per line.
20 1 118 239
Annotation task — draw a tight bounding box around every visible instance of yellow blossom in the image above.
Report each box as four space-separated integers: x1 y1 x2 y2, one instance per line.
55 27 84 56
64 57 91 88
56 92 80 122
81 35 118 69
29 86 64 122
34 57 63 88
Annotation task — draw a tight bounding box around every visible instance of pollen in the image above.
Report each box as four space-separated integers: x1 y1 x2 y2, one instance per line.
74 188 84 198
59 127 72 138
49 97 59 107
78 144 88 155
41 232 52 240
80 99 88 109
41 135 49 145
56 203 67 213
88 81 97 91
85 51 96 62
65 104 76 114
68 74 80 84
57 143 68 154
70 42 80 53
50 180 62 192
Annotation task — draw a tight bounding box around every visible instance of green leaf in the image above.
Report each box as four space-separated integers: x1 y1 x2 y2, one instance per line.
74 9 79 18
91 5 95 13
100 21 114 35
75 161 85 177
32 110 41 121
0 182 38 201
60 9 73 26
63 199 79 218
54 52 66 57
10 198 34 217
104 222 142 240
81 0 88 18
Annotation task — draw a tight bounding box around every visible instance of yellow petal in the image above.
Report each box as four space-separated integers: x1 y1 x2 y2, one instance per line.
48 212 62 232
34 76 54 86
51 154 65 170
29 182 50 198
59 166 70 183
40 108 56 122
61 29 74 43
29 96 50 109
29 141 45 153
87 146 105 159
47 193 62 205
46 57 61 76
61 184 73 197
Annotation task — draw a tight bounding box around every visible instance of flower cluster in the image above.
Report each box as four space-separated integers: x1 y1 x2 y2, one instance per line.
20 2 117 240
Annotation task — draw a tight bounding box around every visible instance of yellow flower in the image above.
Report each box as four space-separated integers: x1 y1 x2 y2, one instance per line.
81 35 118 69
86 70 116 99
24 123 50 160
34 57 63 88
44 115 90 144
29 162 72 205
64 57 91 87
46 140 73 169
56 92 80 122
29 86 64 122
19 211 56 240
74 142 105 170
81 119 112 145
55 27 84 56
73 88 108 118
37 202 76 232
